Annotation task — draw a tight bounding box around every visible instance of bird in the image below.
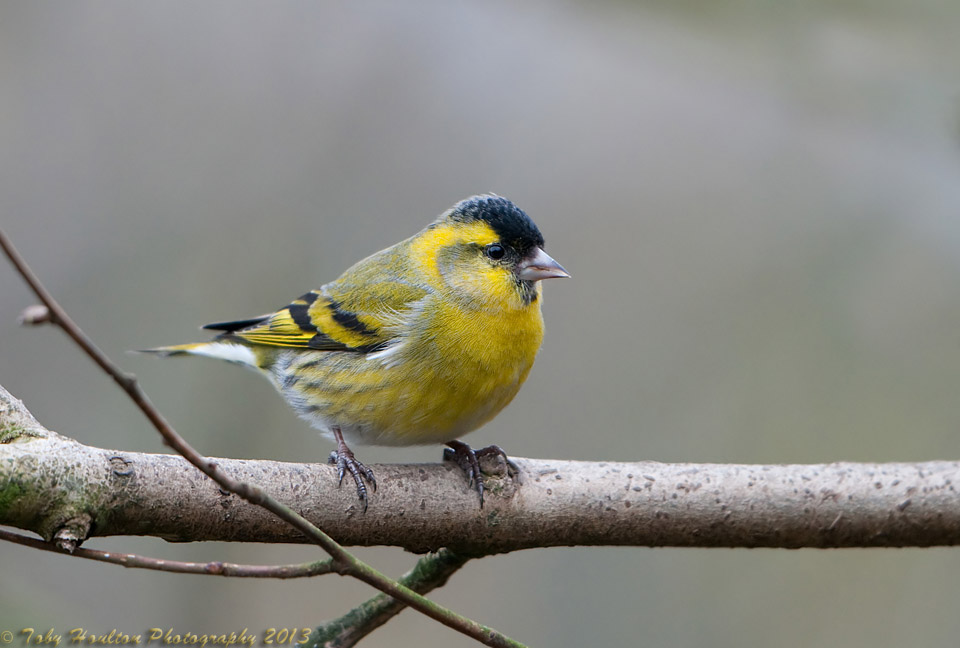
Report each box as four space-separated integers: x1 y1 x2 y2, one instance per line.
143 195 568 509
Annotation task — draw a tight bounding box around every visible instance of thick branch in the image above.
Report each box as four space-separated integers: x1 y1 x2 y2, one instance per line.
3 395 958 550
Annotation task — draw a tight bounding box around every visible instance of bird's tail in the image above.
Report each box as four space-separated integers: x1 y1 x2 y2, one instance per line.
137 341 258 367
138 342 206 357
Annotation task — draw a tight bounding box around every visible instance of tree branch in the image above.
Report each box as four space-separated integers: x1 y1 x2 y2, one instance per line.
308 549 472 648
0 527 334 578
3 384 958 551
5 227 960 648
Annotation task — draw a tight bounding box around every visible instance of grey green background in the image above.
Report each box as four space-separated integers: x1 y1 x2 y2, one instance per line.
3 1 960 646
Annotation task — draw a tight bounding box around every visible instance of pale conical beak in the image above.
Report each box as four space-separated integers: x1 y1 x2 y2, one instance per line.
517 246 570 282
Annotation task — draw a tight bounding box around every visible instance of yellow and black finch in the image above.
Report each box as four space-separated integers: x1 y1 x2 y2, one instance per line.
145 195 568 508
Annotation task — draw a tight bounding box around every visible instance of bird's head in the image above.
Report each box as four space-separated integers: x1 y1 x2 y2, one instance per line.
421 195 569 310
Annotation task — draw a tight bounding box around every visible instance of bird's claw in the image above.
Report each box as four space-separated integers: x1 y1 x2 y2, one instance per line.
444 441 516 506
328 446 377 512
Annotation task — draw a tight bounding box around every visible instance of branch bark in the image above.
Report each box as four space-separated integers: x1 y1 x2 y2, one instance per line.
3 385 958 552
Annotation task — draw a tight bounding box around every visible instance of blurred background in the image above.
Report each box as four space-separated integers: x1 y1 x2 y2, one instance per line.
3 1 960 646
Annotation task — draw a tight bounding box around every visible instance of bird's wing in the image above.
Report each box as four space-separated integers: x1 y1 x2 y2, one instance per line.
211 247 430 353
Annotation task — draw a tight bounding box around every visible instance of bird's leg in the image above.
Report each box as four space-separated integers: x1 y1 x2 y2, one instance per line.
443 441 518 506
327 426 377 511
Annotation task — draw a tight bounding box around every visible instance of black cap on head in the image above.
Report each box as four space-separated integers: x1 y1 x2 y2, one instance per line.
450 195 545 254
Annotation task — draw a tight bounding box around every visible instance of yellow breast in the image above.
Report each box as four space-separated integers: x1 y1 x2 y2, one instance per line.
281 289 545 446
415 294 544 432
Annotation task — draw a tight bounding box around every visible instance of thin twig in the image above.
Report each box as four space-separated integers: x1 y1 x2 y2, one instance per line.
0 228 525 648
308 549 473 648
0 528 334 578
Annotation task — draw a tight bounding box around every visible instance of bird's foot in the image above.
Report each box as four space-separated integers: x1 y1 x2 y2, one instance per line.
328 438 376 512
443 441 518 506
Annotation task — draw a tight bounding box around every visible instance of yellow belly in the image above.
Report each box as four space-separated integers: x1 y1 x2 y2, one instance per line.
273 298 544 446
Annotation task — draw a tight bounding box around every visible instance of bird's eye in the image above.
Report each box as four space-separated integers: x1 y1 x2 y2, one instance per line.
485 244 506 260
